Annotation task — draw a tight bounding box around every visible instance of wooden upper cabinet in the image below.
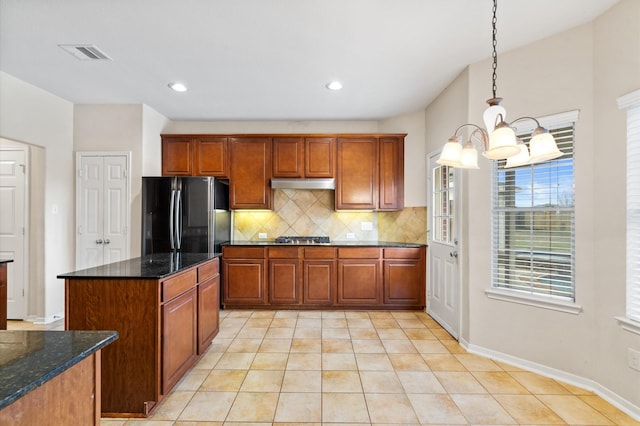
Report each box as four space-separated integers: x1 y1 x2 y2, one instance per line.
272 137 304 178
305 137 335 178
162 136 194 176
194 136 228 177
378 136 404 211
336 137 378 210
162 135 229 177
229 137 272 209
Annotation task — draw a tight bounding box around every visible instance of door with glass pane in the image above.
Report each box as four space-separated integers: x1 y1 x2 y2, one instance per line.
428 153 460 339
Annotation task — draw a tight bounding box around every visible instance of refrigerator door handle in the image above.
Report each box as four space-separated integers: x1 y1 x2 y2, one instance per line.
175 189 182 250
169 187 176 250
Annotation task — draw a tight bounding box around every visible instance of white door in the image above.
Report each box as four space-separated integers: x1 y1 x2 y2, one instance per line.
0 148 27 319
76 153 129 269
427 153 460 339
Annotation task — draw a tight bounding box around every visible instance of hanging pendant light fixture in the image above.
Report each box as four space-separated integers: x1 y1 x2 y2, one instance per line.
437 0 563 169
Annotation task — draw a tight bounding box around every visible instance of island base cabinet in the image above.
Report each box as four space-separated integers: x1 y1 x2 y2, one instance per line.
0 352 102 425
162 287 198 394
198 275 220 353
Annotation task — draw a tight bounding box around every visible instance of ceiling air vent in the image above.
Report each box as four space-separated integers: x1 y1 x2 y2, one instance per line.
58 44 112 61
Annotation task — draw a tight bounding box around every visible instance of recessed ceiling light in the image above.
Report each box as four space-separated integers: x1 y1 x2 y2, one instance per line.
168 82 188 92
325 81 343 91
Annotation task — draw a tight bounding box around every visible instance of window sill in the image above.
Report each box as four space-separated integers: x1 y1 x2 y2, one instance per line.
615 316 640 336
485 288 582 315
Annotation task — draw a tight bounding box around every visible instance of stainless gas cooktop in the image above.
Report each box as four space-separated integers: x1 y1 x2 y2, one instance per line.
274 236 330 244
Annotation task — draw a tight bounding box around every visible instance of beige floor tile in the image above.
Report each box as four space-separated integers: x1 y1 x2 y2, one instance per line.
293 327 321 339
422 354 467 371
322 311 346 318
322 318 348 328
407 393 467 424
538 394 616 425
471 371 529 394
418 317 443 329
441 339 468 354
450 394 516 424
290 338 322 352
178 391 236 422
368 311 394 319
352 338 385 353
296 318 322 328
298 311 322 319
365 393 419 423
355 353 394 371
323 370 363 392
239 370 284 392
226 392 279 422
174 369 209 391
322 327 351 339
251 311 276 319
388 353 430 371
149 390 194 420
432 328 456 340
370 318 400 329
322 393 370 423
509 371 573 395
243 318 272 328
322 338 354 353
345 311 370 319
200 370 247 391
396 319 427 329
376 328 408 340
397 371 447 394
208 338 233 351
236 327 268 339
493 394 566 424
274 310 299 319
250 352 289 370
322 352 358 370
348 328 380 339
359 371 404 393
579 395 640 425
270 318 297 328
286 352 322 370
434 371 487 394
258 338 292 353
559 381 596 395
214 352 255 370
381 339 418 353
264 327 295 339
455 353 502 371
192 351 223 370
494 360 527 371
226 338 262 353
173 422 223 426
281 370 322 392
274 392 322 423
391 311 420 319
413 339 450 354
404 328 437 340
122 421 174 425
347 318 374 328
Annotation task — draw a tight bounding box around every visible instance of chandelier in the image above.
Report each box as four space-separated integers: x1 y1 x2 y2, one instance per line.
437 0 562 169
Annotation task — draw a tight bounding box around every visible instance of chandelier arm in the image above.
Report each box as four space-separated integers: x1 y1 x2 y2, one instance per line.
451 123 489 151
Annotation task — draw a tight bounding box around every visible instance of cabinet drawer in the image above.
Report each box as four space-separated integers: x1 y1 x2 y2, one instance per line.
338 247 381 259
223 246 266 259
304 247 336 259
198 258 220 282
162 269 197 302
268 247 301 259
383 247 423 259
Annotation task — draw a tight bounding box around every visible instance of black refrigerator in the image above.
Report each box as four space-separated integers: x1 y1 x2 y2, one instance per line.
141 176 231 256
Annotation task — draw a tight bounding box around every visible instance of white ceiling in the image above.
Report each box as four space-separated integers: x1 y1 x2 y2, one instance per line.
0 0 620 121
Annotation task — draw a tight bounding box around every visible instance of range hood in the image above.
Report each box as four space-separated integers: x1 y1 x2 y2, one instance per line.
271 178 335 190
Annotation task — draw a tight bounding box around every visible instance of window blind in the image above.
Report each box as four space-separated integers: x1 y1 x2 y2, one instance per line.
627 104 640 322
491 124 575 300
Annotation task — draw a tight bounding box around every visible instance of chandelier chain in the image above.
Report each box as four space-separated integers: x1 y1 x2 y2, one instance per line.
491 0 498 99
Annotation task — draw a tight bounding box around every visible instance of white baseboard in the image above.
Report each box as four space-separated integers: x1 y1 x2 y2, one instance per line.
32 312 64 325
459 339 640 421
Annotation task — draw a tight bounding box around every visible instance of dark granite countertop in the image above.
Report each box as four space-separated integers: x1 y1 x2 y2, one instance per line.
225 241 426 248
57 252 221 279
0 330 118 410
0 260 13 265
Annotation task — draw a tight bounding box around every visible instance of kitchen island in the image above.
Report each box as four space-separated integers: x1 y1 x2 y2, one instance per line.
0 330 117 425
222 241 426 310
0 259 14 330
58 252 221 417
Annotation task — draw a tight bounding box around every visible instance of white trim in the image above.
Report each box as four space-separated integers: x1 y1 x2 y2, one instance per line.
511 109 580 133
616 316 640 336
485 287 582 314
460 340 640 421
617 89 640 109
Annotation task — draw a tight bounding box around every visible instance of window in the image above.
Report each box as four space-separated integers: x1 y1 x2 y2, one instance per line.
619 89 640 333
432 165 454 244
490 113 577 307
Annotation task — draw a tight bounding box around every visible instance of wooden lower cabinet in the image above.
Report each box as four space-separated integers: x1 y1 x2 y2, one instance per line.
198 275 220 353
303 247 336 306
337 260 382 305
162 287 197 394
383 247 426 307
222 246 267 306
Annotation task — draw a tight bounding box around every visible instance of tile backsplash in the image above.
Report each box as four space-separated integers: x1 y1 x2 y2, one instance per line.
233 189 426 244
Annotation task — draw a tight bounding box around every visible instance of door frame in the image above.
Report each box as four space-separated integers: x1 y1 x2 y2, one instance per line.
75 151 131 269
426 150 463 339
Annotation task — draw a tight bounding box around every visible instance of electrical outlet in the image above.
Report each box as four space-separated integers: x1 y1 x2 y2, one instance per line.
258 233 267 239
629 348 640 371
361 221 373 231
346 232 356 239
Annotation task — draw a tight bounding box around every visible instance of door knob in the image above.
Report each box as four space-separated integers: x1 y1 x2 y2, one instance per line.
450 251 458 258
104 239 110 245
96 239 103 244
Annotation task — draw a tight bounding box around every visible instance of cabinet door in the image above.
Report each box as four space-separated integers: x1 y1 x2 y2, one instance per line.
269 259 300 304
195 137 228 177
162 287 198 394
383 260 424 307
197 275 220 353
162 136 193 176
336 137 378 210
303 260 335 305
223 259 267 305
305 137 335 178
272 137 304 178
378 136 404 211
336 259 382 305
229 137 272 209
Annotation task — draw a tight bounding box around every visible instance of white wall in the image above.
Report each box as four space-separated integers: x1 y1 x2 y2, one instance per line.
0 71 74 322
424 0 639 415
